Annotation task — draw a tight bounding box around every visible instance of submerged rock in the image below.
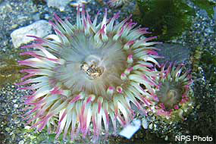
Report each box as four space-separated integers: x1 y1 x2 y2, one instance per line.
156 43 190 64
10 20 52 48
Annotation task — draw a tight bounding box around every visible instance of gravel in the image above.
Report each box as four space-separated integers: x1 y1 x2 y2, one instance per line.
0 0 215 143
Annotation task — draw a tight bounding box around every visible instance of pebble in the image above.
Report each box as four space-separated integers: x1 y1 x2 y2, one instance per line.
18 140 24 144
14 104 18 108
141 117 148 129
46 0 71 11
10 20 52 48
44 13 50 20
165 136 168 141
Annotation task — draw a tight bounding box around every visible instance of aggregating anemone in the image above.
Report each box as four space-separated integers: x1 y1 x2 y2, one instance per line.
18 8 161 140
153 63 194 122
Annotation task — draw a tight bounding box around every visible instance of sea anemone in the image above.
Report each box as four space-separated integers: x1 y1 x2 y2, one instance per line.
153 63 193 121
17 8 160 141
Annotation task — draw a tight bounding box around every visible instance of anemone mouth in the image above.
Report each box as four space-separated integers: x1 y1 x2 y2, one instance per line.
80 58 104 80
156 80 184 110
53 32 129 97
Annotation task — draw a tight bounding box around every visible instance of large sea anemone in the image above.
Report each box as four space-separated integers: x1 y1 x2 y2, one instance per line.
153 63 193 122
18 8 160 140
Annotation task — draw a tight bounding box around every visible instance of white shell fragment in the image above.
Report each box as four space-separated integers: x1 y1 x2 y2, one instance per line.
142 117 148 129
119 119 141 139
10 20 52 48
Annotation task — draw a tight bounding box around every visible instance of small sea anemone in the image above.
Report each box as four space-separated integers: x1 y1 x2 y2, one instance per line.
18 8 160 140
108 0 128 8
153 63 193 121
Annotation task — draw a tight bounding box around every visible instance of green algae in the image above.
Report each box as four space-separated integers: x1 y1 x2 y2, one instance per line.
135 0 195 41
0 50 26 88
0 58 22 88
134 0 215 41
201 51 216 86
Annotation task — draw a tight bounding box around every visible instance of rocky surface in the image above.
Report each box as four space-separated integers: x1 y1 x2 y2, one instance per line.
10 20 52 48
46 0 71 11
0 0 215 144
